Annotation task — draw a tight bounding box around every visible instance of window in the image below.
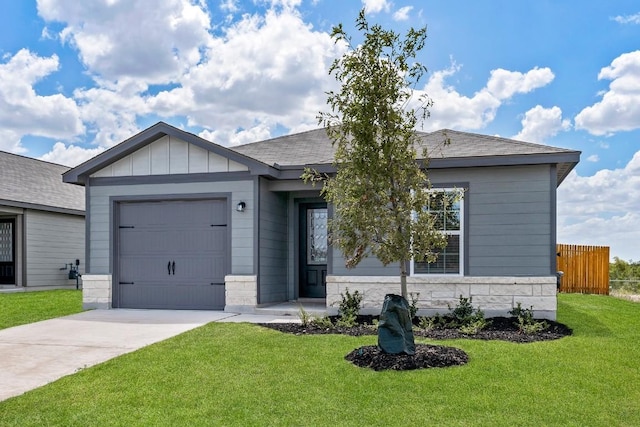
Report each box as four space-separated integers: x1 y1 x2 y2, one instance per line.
412 189 463 275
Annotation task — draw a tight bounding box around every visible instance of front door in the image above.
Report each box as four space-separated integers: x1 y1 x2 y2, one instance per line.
299 204 327 298
0 219 15 284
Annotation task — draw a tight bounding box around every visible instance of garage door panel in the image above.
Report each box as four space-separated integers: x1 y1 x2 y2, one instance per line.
120 255 227 283
119 283 225 310
119 257 177 282
120 228 226 254
120 231 227 256
116 199 228 310
169 256 226 282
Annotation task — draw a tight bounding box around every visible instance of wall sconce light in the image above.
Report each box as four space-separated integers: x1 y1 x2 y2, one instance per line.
236 201 246 212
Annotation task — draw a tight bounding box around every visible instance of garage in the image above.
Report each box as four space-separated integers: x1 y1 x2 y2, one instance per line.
115 198 228 310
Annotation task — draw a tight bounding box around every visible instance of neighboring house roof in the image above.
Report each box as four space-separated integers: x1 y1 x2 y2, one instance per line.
231 128 580 185
64 122 580 187
0 151 85 215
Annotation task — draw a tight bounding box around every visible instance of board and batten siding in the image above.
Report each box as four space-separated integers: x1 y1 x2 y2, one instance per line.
90 135 248 178
331 164 554 277
87 180 255 276
24 210 85 287
258 178 288 303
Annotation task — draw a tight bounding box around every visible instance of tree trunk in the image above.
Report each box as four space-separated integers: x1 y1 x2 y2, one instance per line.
400 260 408 299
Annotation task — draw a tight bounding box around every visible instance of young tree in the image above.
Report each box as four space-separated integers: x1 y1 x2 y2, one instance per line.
304 10 448 299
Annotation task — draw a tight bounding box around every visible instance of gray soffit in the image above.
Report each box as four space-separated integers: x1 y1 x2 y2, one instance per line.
0 151 85 214
231 128 581 186
63 122 277 185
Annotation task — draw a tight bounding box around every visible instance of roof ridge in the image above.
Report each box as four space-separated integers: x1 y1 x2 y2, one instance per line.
232 127 328 148
433 128 574 151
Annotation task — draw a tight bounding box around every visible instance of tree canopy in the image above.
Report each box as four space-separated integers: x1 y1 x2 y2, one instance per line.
304 10 451 298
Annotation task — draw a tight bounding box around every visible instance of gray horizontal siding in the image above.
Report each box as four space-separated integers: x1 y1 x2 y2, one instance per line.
461 165 552 276
331 164 554 278
258 179 288 303
87 180 254 275
25 210 85 287
332 252 399 276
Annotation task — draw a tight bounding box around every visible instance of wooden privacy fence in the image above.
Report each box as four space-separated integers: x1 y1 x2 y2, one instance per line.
556 244 610 295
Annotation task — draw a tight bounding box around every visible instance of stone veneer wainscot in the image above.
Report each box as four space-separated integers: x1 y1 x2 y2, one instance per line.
326 275 557 320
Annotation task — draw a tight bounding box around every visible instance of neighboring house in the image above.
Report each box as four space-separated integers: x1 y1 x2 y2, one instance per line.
63 122 580 319
0 151 85 289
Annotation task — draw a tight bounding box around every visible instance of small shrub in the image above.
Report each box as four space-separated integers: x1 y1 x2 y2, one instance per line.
448 295 489 333
417 316 437 331
298 307 312 327
508 302 527 319
459 318 490 335
448 295 475 325
338 288 363 319
416 313 449 331
517 317 548 334
510 302 549 334
335 313 358 328
310 316 333 328
408 292 420 319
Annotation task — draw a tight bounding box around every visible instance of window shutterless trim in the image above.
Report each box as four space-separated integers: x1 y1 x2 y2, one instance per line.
411 188 465 276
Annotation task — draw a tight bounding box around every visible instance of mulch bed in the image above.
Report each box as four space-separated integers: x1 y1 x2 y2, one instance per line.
259 316 572 371
345 344 469 371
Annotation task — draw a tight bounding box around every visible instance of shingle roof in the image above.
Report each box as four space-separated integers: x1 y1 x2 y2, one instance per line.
231 128 576 166
230 128 580 184
0 151 85 214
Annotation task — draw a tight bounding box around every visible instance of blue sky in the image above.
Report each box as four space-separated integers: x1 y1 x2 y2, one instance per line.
1 0 639 261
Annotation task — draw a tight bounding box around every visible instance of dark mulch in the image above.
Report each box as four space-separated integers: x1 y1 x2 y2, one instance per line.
260 315 572 343
259 315 572 371
345 344 469 371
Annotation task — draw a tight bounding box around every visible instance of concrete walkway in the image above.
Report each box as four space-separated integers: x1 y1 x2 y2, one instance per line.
0 310 299 402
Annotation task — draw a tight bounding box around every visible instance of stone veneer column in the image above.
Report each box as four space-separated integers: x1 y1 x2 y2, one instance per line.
224 275 258 313
81 275 112 309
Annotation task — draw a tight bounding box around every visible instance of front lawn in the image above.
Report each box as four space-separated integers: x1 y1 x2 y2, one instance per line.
0 290 83 330
1 293 639 426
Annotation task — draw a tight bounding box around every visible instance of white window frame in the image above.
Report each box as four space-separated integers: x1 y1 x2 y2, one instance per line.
411 188 464 276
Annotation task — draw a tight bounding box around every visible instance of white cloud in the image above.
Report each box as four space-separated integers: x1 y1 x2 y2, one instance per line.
557 151 640 261
393 6 413 21
147 6 343 134
220 0 239 13
586 154 599 162
486 67 555 100
611 13 640 24
362 0 391 14
413 62 554 131
199 123 274 147
512 105 571 143
574 50 640 135
27 0 344 153
39 142 106 167
0 129 27 154
37 0 212 84
73 78 149 147
0 49 84 151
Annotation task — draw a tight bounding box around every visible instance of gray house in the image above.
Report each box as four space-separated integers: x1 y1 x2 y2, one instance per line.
0 151 85 289
63 122 580 319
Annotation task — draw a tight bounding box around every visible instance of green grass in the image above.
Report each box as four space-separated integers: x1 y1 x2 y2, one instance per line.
0 290 83 330
1 294 639 426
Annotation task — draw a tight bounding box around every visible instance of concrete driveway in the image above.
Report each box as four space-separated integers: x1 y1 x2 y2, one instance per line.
0 309 285 402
